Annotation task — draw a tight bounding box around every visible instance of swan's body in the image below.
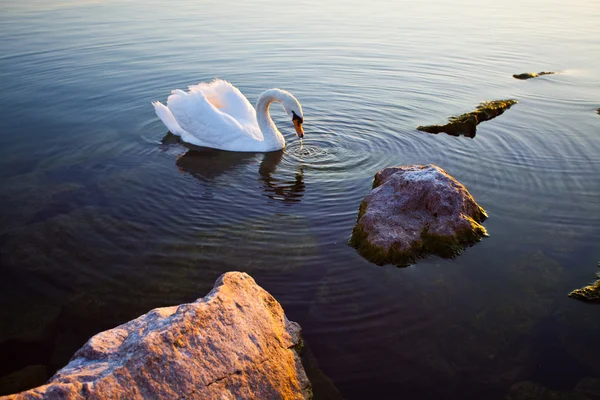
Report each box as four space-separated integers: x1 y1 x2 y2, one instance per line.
152 79 304 152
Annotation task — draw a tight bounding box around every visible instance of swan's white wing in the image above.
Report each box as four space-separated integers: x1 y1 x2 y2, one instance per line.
152 101 187 136
166 89 260 148
188 79 257 125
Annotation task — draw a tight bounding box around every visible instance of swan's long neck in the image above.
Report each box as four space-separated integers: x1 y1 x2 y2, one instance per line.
256 89 287 150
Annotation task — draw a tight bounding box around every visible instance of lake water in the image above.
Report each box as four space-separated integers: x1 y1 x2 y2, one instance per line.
1 0 599 398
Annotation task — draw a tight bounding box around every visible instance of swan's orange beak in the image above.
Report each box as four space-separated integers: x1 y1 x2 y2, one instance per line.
293 119 304 138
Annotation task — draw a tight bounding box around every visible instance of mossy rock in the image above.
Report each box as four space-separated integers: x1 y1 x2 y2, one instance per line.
417 100 517 137
513 71 555 80
350 165 487 266
569 265 600 303
569 281 600 302
568 262 600 303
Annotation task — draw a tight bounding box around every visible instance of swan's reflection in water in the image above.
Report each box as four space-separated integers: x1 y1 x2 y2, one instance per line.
163 133 305 204
258 151 305 204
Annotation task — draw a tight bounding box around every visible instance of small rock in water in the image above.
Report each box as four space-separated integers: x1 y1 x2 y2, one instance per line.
512 71 555 80
350 164 487 266
1 272 311 399
417 99 517 137
568 262 600 303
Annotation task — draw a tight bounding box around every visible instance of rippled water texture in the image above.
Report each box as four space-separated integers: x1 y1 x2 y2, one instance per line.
1 0 599 398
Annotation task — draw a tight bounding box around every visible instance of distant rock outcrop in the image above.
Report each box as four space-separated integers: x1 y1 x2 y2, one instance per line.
512 71 555 80
350 165 487 266
2 272 311 400
417 100 517 137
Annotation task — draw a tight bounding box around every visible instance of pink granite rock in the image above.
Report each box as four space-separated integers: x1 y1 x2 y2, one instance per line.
350 165 487 265
3 272 311 400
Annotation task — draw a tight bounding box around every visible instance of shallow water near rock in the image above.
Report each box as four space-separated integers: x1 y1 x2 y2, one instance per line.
1 0 599 399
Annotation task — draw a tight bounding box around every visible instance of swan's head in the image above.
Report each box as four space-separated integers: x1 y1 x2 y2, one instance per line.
281 92 304 138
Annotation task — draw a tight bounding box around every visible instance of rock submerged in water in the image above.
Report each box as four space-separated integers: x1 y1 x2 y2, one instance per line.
568 263 600 303
513 71 555 80
350 165 487 266
506 381 591 400
417 100 517 138
2 272 311 400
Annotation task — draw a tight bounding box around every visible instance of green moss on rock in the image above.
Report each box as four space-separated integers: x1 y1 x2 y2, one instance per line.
417 100 517 137
513 71 555 80
569 264 600 302
349 220 408 266
350 165 488 266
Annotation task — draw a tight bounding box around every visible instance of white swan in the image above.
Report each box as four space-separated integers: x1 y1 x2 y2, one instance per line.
152 79 304 152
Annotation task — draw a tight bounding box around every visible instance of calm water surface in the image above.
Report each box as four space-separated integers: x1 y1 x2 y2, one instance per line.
1 0 599 398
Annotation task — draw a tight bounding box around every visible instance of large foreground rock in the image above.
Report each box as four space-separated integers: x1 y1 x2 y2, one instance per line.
3 272 311 400
350 165 487 265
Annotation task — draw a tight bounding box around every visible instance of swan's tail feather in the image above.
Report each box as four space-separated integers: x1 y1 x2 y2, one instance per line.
152 101 186 136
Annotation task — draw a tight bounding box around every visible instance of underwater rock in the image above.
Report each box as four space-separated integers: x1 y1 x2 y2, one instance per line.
0 367 47 398
513 71 555 80
506 381 590 400
300 342 344 400
575 377 600 398
2 272 311 400
417 100 517 137
568 263 600 302
350 164 487 265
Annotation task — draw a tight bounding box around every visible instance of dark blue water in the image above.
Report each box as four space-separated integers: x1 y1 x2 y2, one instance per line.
1 0 599 398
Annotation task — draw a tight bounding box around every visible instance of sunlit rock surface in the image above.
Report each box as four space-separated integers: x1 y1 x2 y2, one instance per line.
512 71 555 80
417 100 517 137
2 272 311 400
350 164 487 265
